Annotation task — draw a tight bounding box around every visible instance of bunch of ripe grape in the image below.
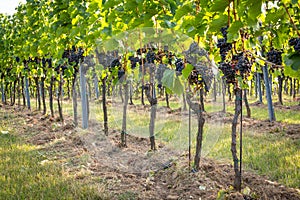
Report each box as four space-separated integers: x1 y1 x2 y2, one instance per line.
266 48 282 66
289 38 300 52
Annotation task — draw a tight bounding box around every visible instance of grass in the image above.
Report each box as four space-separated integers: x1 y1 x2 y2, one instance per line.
204 95 300 124
0 111 108 200
89 96 300 188
207 126 300 188
8 91 300 190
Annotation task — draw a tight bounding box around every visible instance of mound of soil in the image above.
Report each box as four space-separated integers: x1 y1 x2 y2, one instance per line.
1 105 299 200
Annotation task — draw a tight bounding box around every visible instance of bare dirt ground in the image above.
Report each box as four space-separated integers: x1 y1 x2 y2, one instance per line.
1 105 299 200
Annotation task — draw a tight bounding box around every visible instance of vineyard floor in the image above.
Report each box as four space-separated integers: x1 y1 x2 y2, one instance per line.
0 104 300 200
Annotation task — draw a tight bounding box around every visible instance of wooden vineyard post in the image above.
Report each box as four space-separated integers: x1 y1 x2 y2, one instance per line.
121 80 129 146
231 87 242 191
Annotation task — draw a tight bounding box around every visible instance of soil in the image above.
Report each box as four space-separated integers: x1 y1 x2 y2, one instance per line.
1 105 299 200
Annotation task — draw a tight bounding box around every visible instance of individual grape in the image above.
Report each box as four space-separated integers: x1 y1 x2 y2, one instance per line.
16 57 20 63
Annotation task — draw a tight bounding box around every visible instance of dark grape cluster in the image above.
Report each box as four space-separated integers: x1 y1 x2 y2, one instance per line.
136 48 147 55
218 62 236 83
233 53 252 78
288 37 300 52
188 63 214 91
217 38 232 61
110 58 121 68
217 26 232 61
62 46 85 68
266 48 282 65
41 57 52 69
128 56 139 69
175 58 184 74
108 58 126 81
219 53 253 83
54 65 68 73
221 26 228 39
146 51 156 64
166 51 174 65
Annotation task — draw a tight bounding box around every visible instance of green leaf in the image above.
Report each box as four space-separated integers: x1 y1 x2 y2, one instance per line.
247 0 262 20
174 4 193 21
265 8 285 24
162 69 183 95
173 76 183 95
182 63 193 79
227 21 243 43
210 0 228 12
286 53 300 71
200 0 209 8
103 0 122 10
208 14 227 33
162 69 174 89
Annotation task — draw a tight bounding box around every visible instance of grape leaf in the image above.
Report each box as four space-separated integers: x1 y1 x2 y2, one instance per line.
162 69 174 90
182 63 193 79
247 0 262 20
174 4 193 21
208 14 227 33
173 76 184 95
285 53 300 71
227 21 243 43
162 69 183 95
210 0 228 12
